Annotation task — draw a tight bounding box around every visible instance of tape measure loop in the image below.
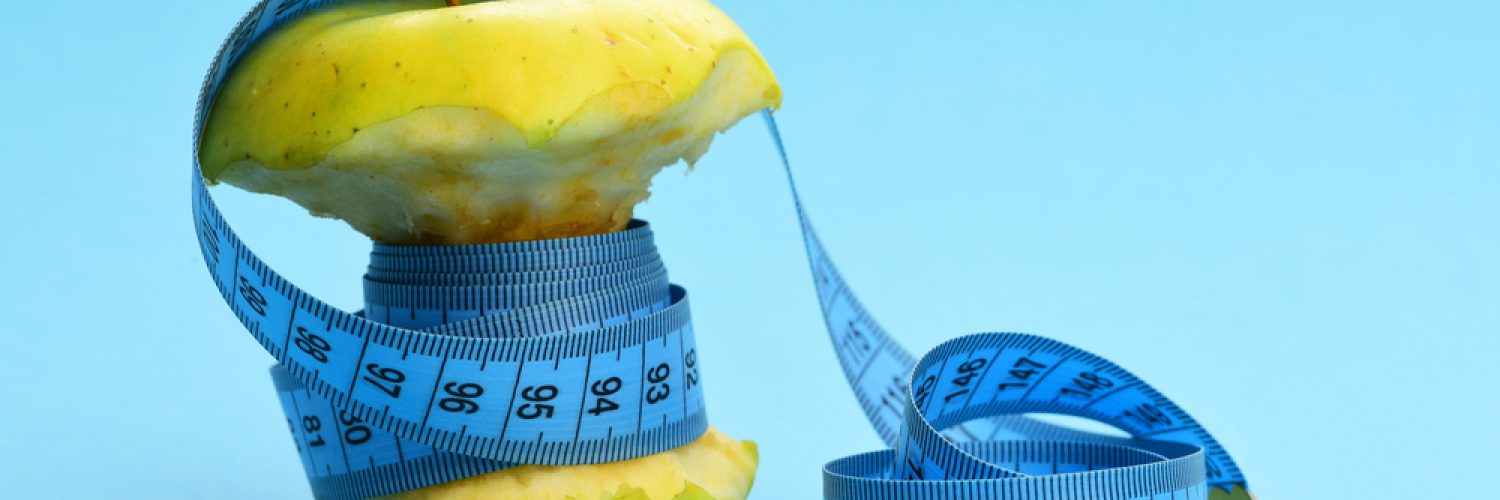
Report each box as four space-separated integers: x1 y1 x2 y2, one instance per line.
193 164 710 497
761 111 1248 498
824 440 1206 500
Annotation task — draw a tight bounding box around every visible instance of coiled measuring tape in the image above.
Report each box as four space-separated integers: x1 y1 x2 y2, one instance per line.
765 118 1250 500
193 1 1252 499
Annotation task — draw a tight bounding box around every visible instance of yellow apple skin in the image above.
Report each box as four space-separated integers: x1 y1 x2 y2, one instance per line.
199 0 780 244
1208 485 1255 500
379 428 757 500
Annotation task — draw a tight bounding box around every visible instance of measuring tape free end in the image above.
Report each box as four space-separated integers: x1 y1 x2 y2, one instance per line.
765 111 1251 498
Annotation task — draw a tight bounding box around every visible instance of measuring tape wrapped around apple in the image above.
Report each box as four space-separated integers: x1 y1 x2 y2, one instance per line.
192 1 1252 498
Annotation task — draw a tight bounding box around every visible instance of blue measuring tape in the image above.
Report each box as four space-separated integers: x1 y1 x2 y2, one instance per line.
765 117 1249 500
193 2 1252 499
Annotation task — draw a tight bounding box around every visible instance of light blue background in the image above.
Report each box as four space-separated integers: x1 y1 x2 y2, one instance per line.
1 1 1495 498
